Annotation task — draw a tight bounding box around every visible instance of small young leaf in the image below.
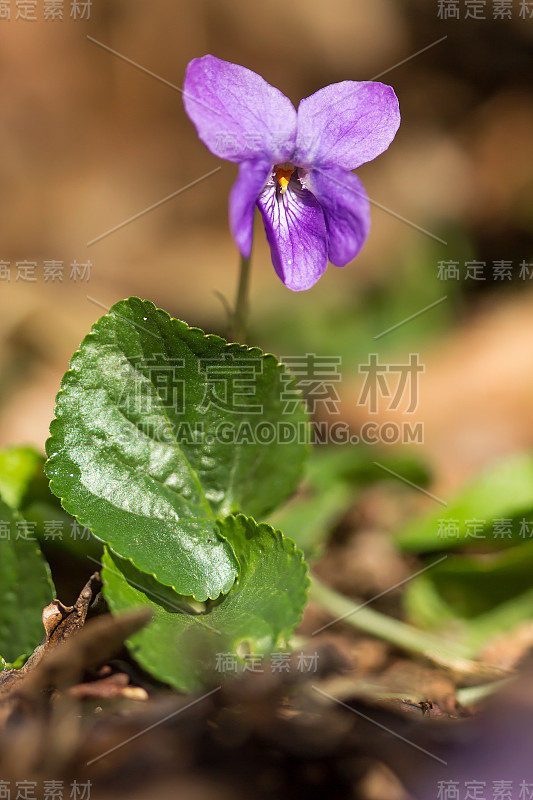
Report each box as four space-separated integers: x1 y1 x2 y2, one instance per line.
102 515 309 692
46 298 309 601
0 499 55 663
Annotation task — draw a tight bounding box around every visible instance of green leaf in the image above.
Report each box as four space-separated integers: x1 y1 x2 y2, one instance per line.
268 445 431 559
394 452 533 552
404 542 533 652
267 445 365 560
0 446 43 509
102 515 309 692
0 445 101 560
268 482 352 560
23 501 104 561
0 498 55 663
46 298 309 601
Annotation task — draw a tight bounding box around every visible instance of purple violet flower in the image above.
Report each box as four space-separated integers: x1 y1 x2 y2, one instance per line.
183 55 400 291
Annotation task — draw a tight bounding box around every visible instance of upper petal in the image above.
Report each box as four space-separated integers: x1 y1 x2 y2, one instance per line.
305 166 371 266
183 55 297 164
229 160 272 258
256 177 328 291
294 81 400 170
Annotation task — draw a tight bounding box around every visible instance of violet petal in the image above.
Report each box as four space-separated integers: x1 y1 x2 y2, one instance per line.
229 160 272 258
306 166 371 266
256 180 328 291
183 55 297 164
294 81 400 170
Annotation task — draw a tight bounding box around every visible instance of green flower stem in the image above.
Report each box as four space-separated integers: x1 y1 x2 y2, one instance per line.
232 252 252 343
309 575 504 682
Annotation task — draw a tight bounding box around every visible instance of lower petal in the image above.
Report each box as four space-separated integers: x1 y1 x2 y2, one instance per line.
256 180 328 291
305 166 370 266
229 160 272 258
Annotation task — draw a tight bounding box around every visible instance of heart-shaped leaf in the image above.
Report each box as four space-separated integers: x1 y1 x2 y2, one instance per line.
102 515 309 691
46 298 309 600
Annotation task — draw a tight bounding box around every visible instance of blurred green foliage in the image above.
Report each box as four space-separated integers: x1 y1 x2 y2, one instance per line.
395 452 533 653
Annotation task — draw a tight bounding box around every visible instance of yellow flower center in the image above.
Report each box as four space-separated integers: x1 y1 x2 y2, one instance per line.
274 164 295 194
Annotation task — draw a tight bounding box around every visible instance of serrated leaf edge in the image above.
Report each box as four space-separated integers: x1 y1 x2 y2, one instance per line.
45 297 311 601
102 515 310 690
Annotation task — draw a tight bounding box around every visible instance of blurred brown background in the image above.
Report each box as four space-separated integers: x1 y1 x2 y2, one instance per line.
1 0 532 490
